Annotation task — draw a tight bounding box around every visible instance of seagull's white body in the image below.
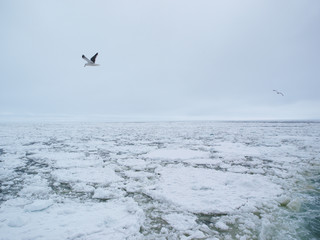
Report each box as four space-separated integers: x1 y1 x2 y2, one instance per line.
82 53 99 67
273 89 284 96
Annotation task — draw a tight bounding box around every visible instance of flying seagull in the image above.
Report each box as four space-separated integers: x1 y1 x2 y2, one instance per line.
82 52 99 67
273 89 284 96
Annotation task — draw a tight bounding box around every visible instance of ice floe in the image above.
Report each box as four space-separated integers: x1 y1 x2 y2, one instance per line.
52 167 122 184
1 199 144 240
144 148 209 160
147 166 282 214
0 121 319 239
24 199 54 212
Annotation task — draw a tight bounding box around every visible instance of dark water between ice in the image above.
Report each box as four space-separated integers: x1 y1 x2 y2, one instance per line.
300 174 320 239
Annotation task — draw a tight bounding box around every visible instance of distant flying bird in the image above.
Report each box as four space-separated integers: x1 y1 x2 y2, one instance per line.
82 52 99 67
273 89 284 96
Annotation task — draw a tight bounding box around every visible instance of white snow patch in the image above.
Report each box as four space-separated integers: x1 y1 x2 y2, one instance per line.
215 221 229 231
72 183 95 193
0 167 14 181
52 167 122 184
20 185 50 196
228 165 248 173
3 198 32 207
19 176 51 197
0 199 144 240
92 187 124 200
41 151 102 168
147 166 282 214
144 148 209 160
24 199 54 212
7 216 27 228
214 142 261 159
124 170 153 179
117 158 147 170
183 158 218 165
163 213 197 231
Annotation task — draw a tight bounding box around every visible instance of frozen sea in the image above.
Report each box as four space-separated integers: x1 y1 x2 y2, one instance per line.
0 121 319 240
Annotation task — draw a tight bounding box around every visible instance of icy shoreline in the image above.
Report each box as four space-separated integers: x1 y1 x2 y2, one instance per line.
0 121 319 239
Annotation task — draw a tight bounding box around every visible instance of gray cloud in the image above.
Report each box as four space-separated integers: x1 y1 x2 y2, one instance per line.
1 0 320 121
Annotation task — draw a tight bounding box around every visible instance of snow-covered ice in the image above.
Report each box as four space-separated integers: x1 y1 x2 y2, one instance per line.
144 148 209 160
52 167 122 184
0 121 319 239
146 166 282 214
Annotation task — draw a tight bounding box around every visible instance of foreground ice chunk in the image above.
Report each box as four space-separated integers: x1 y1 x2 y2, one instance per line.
147 166 282 214
286 198 302 211
0 199 144 240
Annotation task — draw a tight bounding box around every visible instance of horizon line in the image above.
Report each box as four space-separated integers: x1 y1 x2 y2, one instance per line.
0 114 319 124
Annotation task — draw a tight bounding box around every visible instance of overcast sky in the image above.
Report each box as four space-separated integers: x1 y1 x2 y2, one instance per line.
1 0 320 121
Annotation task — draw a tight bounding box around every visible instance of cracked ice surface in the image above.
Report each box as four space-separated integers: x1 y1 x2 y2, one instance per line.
146 166 282 214
0 121 319 240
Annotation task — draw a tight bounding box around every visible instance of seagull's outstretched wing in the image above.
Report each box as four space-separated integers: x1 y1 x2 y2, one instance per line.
273 89 284 96
90 53 98 63
82 55 92 63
